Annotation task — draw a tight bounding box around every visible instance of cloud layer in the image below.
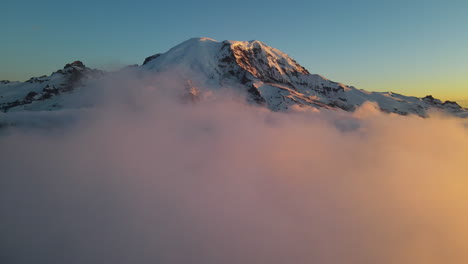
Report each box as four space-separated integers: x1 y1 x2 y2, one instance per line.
1 73 468 264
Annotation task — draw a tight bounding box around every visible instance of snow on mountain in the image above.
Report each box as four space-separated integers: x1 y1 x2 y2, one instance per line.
1 37 467 119
0 61 104 113
141 37 467 117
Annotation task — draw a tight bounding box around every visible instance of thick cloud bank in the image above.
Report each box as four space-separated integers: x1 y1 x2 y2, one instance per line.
1 73 468 264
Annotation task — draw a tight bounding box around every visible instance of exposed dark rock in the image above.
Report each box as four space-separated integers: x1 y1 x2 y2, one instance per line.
42 93 53 99
25 91 38 100
220 55 234 63
247 86 266 105
123 64 139 69
43 85 59 94
422 95 443 106
220 41 230 50
64 61 85 69
442 100 461 108
25 77 47 83
241 73 251 85
1 100 21 112
142 54 161 65
61 69 84 92
424 95 435 101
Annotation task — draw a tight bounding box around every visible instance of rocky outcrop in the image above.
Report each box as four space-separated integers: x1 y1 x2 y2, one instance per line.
143 54 161 65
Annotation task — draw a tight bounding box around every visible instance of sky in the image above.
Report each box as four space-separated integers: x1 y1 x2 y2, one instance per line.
2 0 468 104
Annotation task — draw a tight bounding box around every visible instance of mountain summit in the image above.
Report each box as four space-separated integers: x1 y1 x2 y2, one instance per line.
141 37 467 116
1 37 467 118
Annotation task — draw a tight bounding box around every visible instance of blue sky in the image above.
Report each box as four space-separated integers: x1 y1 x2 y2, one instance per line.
2 0 468 102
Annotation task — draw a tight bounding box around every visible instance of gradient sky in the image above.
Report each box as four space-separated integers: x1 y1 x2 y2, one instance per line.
2 0 468 104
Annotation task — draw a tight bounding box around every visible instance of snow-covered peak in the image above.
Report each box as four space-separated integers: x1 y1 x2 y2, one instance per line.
142 37 309 83
1 38 467 119
142 37 223 74
139 37 468 117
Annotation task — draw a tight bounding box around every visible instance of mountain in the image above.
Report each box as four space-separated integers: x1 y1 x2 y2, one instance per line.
1 37 467 118
0 61 103 112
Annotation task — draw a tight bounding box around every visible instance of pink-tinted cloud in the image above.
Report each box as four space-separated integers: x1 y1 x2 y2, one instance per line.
1 71 468 264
